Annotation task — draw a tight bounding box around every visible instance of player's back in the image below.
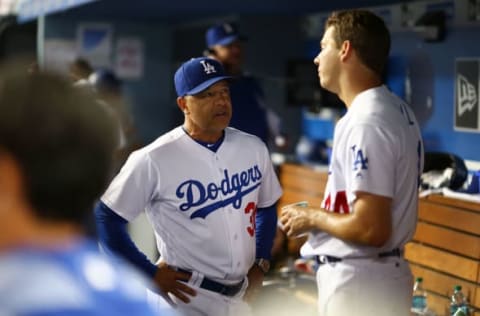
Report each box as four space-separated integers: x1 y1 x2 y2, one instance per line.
0 239 174 316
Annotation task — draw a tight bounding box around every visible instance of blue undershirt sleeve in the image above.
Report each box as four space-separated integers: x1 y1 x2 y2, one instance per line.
94 201 157 278
255 203 278 260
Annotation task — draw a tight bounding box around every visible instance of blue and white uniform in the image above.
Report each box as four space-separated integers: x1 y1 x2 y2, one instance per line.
0 239 172 316
100 126 282 316
302 85 424 316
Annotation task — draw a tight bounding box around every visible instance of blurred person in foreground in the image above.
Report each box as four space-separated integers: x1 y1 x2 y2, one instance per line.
0 66 173 315
281 10 423 316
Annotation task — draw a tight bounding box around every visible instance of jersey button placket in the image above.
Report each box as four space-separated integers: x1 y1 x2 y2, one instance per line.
214 156 236 269
215 156 240 273
215 159 228 212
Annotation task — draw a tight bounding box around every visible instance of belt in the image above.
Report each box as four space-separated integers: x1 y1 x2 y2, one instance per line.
316 248 402 265
176 267 244 297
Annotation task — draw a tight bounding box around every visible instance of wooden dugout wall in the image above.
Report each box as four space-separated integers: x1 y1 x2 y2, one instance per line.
278 163 480 316
406 194 480 316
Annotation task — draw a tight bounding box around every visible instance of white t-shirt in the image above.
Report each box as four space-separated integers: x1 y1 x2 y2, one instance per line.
102 126 282 283
302 85 424 258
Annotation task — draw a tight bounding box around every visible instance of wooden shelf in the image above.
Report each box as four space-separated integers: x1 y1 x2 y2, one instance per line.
278 163 480 316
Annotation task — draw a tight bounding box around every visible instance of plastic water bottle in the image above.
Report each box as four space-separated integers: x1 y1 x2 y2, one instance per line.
412 277 427 314
450 285 469 316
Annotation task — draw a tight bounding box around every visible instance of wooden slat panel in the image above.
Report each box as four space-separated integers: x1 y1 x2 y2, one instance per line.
278 191 323 209
426 195 480 214
477 265 480 312
410 264 476 305
280 164 328 194
413 222 480 259
281 163 329 181
280 173 326 195
426 292 450 316
279 164 329 257
405 243 479 281
474 286 480 313
418 200 480 236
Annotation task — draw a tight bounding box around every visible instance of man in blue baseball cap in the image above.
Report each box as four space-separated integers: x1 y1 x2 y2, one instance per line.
205 23 247 76
94 56 282 316
174 57 232 96
204 23 286 150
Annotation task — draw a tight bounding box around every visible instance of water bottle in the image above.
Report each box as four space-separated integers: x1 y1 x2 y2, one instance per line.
412 277 427 314
450 285 469 316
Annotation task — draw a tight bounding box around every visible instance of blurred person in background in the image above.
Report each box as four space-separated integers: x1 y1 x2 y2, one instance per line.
0 65 173 315
204 22 286 151
69 57 93 84
89 69 142 172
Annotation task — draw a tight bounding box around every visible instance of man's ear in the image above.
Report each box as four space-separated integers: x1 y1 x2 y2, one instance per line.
339 40 352 62
176 97 187 114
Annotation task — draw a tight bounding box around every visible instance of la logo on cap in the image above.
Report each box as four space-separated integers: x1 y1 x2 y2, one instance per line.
174 57 230 97
200 60 216 74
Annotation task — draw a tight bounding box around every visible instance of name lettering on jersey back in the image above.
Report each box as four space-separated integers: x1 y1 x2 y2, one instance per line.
176 166 262 219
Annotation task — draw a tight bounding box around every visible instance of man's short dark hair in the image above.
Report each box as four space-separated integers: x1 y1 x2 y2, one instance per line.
326 10 391 77
0 65 116 223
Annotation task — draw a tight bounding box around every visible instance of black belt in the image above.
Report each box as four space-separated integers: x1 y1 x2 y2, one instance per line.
176 267 244 297
316 248 402 265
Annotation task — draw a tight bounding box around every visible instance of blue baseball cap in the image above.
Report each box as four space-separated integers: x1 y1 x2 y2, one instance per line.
205 23 246 48
174 57 231 97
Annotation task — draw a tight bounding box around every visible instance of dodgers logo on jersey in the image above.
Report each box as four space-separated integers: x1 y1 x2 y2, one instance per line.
200 60 216 74
351 145 368 171
176 165 262 219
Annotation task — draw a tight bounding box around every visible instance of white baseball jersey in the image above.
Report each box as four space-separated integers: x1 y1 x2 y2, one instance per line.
302 85 424 258
101 126 282 284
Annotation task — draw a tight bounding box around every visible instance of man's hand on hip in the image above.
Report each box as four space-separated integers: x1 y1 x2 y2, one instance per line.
153 262 196 305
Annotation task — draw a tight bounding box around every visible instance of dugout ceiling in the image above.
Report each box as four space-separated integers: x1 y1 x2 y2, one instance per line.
17 0 414 23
